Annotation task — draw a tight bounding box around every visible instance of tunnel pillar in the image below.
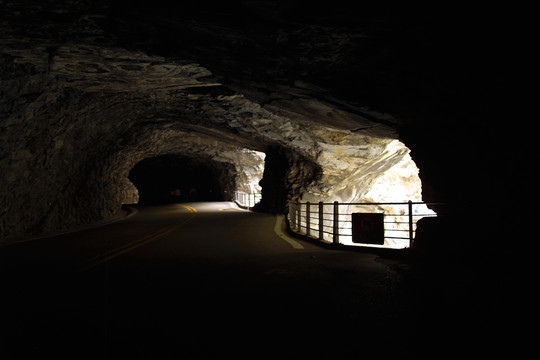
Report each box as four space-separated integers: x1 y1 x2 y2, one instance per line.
255 148 289 214
254 147 320 214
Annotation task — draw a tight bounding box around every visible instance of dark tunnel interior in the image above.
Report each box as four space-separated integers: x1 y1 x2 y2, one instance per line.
129 155 229 204
0 2 529 358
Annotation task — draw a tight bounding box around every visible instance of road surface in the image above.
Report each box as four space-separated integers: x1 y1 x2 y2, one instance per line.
0 202 487 359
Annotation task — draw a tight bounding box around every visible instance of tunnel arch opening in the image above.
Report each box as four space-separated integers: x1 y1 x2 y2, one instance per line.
128 154 236 204
122 143 321 213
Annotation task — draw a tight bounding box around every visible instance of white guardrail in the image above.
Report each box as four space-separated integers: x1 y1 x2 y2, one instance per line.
288 200 444 249
234 191 262 209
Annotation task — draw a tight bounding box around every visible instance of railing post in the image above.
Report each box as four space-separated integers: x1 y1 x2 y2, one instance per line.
289 201 296 229
319 201 324 240
297 202 302 233
306 201 311 236
408 200 414 248
333 201 339 245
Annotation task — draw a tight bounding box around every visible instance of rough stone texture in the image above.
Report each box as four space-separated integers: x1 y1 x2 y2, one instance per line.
0 0 527 253
0 35 324 239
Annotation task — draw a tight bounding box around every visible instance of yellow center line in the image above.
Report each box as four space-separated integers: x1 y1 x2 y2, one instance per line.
79 206 197 271
178 204 197 214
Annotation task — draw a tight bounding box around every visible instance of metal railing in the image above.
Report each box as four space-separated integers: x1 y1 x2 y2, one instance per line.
234 191 262 209
288 200 443 249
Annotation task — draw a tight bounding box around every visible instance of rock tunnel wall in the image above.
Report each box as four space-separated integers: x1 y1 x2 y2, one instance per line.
0 50 413 242
0 43 321 240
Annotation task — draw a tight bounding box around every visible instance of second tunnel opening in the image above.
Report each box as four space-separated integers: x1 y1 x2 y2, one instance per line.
128 154 234 204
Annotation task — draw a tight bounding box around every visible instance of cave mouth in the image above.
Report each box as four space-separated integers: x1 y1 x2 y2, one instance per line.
128 154 233 204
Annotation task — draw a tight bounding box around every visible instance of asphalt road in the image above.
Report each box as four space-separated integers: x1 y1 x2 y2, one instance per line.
0 202 507 359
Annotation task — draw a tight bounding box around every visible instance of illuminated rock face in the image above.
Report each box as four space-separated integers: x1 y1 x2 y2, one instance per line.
297 134 433 248
303 136 417 204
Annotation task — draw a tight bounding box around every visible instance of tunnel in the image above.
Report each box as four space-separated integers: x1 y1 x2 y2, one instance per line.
0 2 526 359
0 0 525 255
129 155 232 204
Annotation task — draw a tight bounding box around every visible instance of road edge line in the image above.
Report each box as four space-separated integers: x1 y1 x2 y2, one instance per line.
274 216 304 249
